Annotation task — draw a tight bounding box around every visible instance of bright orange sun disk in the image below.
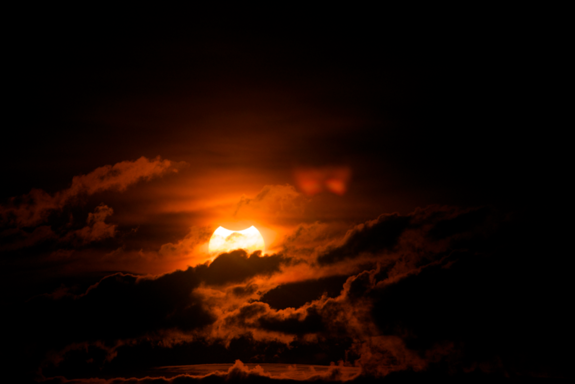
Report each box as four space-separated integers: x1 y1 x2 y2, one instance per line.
208 226 265 255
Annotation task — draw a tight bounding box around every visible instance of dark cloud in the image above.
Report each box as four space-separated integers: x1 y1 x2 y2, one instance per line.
317 213 411 265
21 250 287 344
426 206 491 240
41 336 357 382
8 268 208 382
231 283 259 297
1 6 560 382
199 250 287 286
61 204 117 245
8 250 290 382
0 156 177 228
21 270 209 351
0 157 185 286
342 266 387 301
259 306 325 336
260 275 350 310
222 301 325 337
42 358 365 383
314 206 501 270
254 208 570 378
0 224 56 252
362 211 571 378
6 206 570 382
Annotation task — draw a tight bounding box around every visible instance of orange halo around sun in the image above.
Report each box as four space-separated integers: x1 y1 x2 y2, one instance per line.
208 226 265 255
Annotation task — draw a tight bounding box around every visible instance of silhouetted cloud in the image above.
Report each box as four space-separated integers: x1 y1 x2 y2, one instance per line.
3 10 561 382
232 283 259 297
259 306 325 336
6 206 570 382
40 359 362 383
260 275 349 310
0 224 56 251
10 249 294 381
199 250 287 286
158 226 212 261
316 213 411 265
0 156 177 228
62 204 116 245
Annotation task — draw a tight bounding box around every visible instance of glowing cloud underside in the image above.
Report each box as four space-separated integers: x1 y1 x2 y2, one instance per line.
208 226 265 254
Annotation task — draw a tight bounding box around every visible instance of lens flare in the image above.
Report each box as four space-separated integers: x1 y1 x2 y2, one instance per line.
208 226 265 255
293 166 351 196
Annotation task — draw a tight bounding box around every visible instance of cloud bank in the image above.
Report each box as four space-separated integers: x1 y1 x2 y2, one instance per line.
0 156 176 228
6 204 569 382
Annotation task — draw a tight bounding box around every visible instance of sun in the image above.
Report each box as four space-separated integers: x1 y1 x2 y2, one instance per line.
208 226 265 255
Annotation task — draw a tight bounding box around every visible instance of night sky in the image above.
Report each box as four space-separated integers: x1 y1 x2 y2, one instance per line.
2 8 569 383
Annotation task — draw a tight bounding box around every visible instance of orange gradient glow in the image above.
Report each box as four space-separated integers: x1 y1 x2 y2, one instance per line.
208 226 265 255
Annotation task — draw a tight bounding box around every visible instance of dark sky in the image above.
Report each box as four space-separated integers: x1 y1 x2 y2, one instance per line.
2 8 569 384
4 9 531 208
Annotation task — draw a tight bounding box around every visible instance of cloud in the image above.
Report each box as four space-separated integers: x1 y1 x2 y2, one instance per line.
38 359 361 383
0 156 178 228
158 226 212 262
216 207 569 378
9 205 570 382
218 265 430 378
367 244 571 378
26 270 211 347
231 283 259 297
12 249 291 375
0 224 56 251
29 207 482 374
258 306 325 336
233 184 307 221
279 221 349 261
313 206 496 272
198 249 288 286
63 204 117 245
316 213 411 265
259 274 349 310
